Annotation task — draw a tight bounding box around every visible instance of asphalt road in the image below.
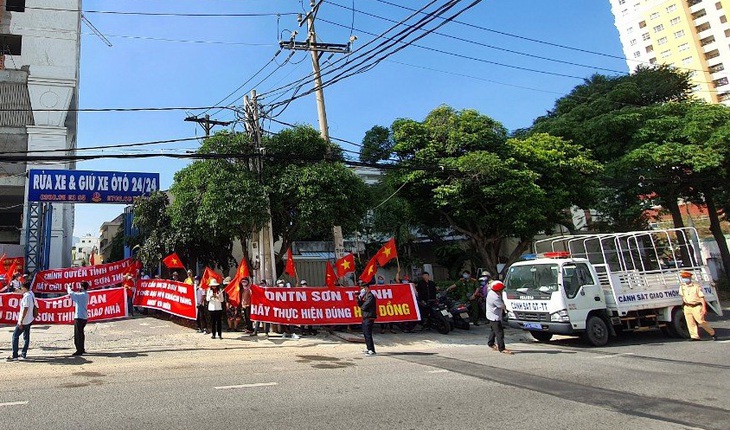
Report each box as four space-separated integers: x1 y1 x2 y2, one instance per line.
0 313 728 430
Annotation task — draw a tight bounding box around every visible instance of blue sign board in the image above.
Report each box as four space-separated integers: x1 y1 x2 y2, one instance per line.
27 169 160 204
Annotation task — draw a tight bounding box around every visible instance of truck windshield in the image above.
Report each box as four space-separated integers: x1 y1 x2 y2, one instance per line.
504 264 559 295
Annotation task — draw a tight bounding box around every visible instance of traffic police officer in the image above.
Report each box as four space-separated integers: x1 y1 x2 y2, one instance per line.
678 271 717 341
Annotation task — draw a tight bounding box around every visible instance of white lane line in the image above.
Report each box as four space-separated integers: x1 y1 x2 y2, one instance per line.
716 340 730 343
0 401 29 407
593 352 635 359
426 369 449 374
214 382 278 390
150 325 169 329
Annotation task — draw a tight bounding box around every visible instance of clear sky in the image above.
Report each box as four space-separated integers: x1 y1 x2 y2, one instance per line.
72 0 627 238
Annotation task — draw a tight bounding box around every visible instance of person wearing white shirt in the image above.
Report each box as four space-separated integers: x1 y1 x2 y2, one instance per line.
206 280 224 339
68 281 89 356
7 283 36 361
194 277 208 334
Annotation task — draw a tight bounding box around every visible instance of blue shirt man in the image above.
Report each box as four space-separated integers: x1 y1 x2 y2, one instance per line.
68 281 89 356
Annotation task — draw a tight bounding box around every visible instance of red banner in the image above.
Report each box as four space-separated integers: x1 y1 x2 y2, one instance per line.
133 279 196 320
0 288 127 325
250 284 421 325
31 258 140 293
2 257 24 273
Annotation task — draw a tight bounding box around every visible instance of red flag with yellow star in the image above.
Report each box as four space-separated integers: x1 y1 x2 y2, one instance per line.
284 247 297 277
335 253 355 277
200 267 223 290
224 257 251 307
162 252 185 269
325 262 338 287
375 238 398 266
359 256 379 284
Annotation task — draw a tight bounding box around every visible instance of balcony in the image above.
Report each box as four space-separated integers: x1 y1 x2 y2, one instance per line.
709 63 725 74
713 77 729 88
705 49 721 60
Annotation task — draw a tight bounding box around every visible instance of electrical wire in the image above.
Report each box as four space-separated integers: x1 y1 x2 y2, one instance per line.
0 106 234 113
23 7 299 17
0 137 202 155
325 0 626 75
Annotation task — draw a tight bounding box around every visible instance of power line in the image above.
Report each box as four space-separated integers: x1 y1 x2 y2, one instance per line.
265 1 480 116
1 137 202 155
324 0 626 75
23 7 299 17
0 106 233 113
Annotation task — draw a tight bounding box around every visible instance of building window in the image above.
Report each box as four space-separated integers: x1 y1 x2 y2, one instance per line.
650 11 660 19
646 45 654 53
653 24 665 32
678 42 690 51
642 32 651 40
714 77 728 87
718 92 730 102
634 51 642 58
716 2 723 9
687 0 702 5
649 57 657 64
661 49 672 58
658 36 668 44
682 56 694 64
674 30 685 38
700 35 716 45
692 9 707 20
726 29 730 37
697 22 711 32
622 9 629 16
0 34 22 55
639 20 647 28
5 0 25 12
627 26 635 33
670 16 681 25
721 15 727 23
667 4 677 13
709 63 724 73
706 49 720 59
618 0 626 4
630 39 638 46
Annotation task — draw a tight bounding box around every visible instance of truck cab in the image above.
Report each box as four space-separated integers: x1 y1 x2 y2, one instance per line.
504 257 605 341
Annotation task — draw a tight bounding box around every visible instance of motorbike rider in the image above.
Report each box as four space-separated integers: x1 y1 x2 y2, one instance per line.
447 270 479 323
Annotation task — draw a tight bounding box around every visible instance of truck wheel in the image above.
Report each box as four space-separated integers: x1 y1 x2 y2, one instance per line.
670 307 690 339
530 331 553 342
584 316 609 347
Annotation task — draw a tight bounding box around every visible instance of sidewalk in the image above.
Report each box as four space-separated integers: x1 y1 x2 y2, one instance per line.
1 316 527 359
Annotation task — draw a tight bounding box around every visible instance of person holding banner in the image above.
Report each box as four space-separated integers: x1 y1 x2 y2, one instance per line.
67 281 89 356
358 284 378 356
7 282 36 361
207 279 224 339
195 276 208 334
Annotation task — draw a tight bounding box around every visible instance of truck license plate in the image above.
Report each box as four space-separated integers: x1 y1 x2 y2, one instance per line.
523 322 542 330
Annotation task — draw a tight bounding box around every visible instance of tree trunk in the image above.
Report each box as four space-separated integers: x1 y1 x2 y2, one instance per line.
703 188 730 280
664 195 692 266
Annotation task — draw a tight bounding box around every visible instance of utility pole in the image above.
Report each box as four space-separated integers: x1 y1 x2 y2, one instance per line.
279 0 350 143
245 91 277 285
184 114 232 137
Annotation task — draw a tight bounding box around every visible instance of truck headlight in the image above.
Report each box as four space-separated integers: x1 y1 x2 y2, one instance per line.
507 311 516 319
550 309 569 322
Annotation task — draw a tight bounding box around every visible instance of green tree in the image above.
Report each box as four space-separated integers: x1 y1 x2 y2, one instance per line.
359 125 394 163
263 126 370 270
391 106 601 275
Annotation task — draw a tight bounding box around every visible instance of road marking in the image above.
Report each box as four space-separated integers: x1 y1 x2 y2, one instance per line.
593 352 635 359
150 325 169 329
214 382 278 390
426 369 449 373
0 401 28 407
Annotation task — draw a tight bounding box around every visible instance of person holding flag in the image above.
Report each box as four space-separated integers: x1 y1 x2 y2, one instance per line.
336 253 356 285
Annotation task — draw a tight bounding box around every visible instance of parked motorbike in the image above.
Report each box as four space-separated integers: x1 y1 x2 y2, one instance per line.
423 293 453 334
440 294 471 330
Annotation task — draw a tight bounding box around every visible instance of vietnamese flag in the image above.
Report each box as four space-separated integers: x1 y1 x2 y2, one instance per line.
336 253 356 277
359 256 379 284
284 247 297 277
200 267 223 290
5 259 17 284
375 238 398 267
224 257 251 307
325 262 338 287
162 252 185 269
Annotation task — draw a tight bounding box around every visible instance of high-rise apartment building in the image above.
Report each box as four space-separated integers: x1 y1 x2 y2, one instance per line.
0 0 81 268
609 0 730 104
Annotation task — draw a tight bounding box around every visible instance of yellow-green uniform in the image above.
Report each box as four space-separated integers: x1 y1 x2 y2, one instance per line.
678 281 716 340
449 278 480 324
